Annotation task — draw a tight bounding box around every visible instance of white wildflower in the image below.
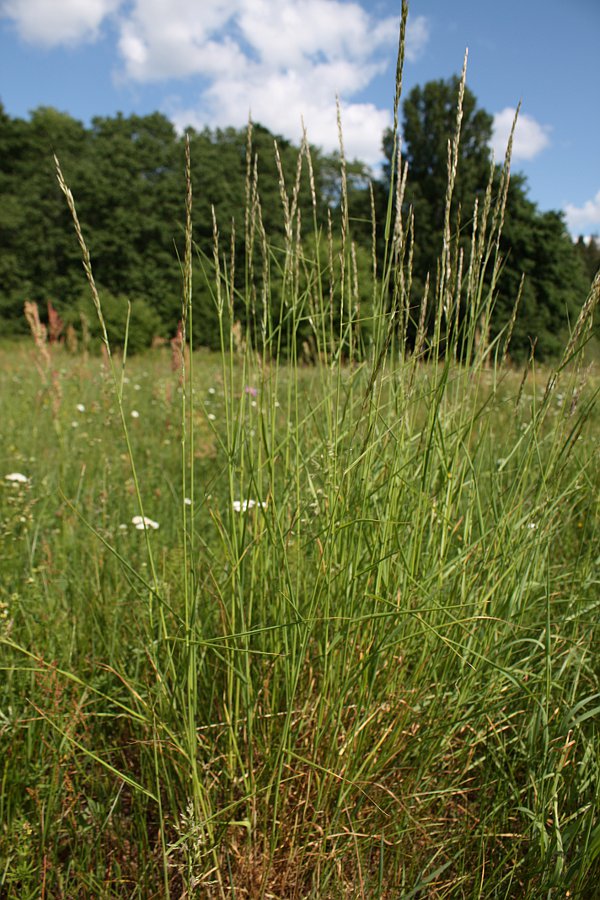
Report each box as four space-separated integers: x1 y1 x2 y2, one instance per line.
131 410 140 419
132 515 159 530
232 499 267 513
76 403 85 412
5 472 29 484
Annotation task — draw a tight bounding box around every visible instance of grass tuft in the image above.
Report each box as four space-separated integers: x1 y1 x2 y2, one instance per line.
1 3 599 895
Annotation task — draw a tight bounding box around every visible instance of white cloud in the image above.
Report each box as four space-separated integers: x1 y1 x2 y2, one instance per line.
1 0 120 45
491 107 551 162
118 0 428 166
116 0 247 81
564 190 600 237
1 0 430 167
239 0 385 69
405 13 429 62
114 1 426 83
165 27 396 166
172 88 392 169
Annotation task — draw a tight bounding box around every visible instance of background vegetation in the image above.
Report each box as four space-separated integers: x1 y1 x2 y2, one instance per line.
1 77 597 360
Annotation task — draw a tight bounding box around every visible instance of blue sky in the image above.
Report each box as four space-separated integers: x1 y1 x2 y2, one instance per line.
1 0 598 237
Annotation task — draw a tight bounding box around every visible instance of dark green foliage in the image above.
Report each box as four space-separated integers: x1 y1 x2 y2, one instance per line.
378 76 494 312
81 112 185 326
574 235 600 283
0 103 344 352
400 75 493 275
71 289 164 354
496 180 591 360
379 77 591 360
0 90 592 359
0 104 90 324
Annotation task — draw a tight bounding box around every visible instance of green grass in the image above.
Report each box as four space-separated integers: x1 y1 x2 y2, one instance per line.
1 341 598 897
1 19 600 895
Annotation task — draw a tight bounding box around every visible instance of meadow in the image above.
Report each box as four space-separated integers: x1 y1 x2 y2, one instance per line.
1 34 600 898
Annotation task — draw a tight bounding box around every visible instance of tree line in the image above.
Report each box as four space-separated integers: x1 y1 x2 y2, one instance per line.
0 77 596 359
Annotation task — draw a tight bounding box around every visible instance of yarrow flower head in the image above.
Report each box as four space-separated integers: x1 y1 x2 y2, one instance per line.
132 515 159 530
131 410 140 419
5 472 29 484
232 499 267 513
76 403 85 412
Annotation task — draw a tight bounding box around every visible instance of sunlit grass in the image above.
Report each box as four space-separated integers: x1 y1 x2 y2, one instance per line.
1 3 599 893
1 331 598 896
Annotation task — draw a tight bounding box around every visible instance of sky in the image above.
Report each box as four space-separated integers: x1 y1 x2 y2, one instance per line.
0 0 598 238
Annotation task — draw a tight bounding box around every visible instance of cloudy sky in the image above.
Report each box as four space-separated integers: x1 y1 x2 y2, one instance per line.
1 0 598 237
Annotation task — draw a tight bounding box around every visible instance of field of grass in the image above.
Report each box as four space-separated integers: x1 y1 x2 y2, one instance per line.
1 27 600 896
1 328 598 897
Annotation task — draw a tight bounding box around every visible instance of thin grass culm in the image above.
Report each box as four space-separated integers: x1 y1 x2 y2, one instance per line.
1 1 599 896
